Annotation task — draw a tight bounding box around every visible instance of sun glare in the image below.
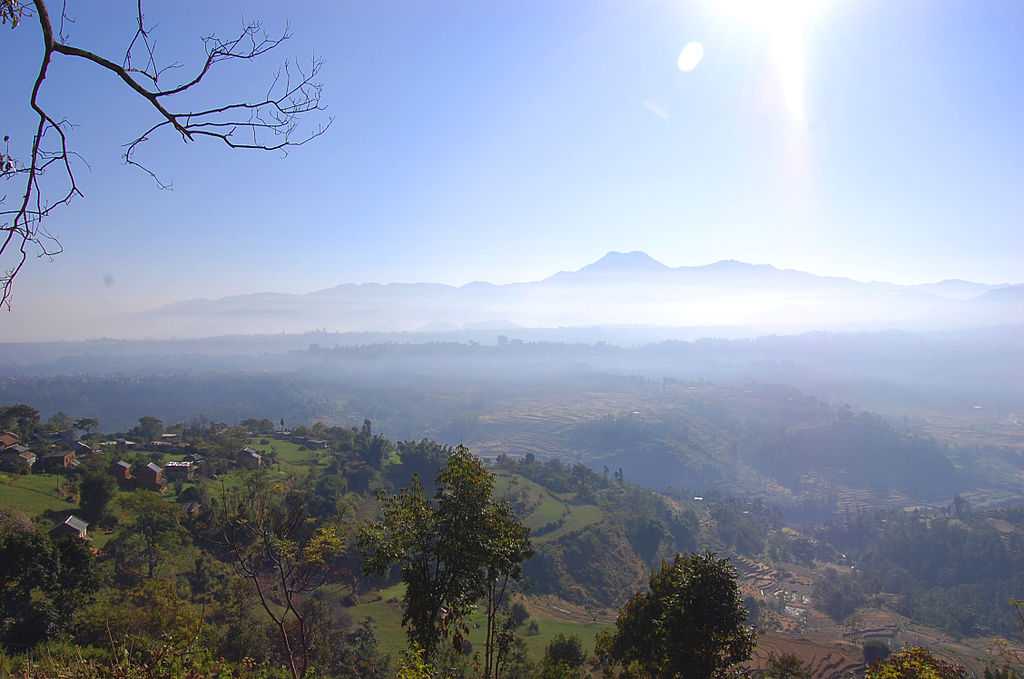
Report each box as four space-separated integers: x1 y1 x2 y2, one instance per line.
712 0 830 123
678 41 705 72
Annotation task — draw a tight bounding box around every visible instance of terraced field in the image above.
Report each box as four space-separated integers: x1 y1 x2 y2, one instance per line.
492 470 604 544
750 634 863 679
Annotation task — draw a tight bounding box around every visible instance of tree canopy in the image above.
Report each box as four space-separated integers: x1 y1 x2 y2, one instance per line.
359 445 532 665
597 552 755 679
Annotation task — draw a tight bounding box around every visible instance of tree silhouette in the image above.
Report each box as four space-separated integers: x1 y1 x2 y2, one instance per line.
0 1 329 306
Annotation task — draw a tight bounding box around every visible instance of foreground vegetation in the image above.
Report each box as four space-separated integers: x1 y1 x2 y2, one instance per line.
1 403 1021 677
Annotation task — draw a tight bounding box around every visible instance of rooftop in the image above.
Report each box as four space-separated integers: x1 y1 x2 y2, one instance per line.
63 515 88 532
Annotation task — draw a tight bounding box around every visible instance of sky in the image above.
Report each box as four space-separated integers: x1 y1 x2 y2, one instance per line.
3 0 1024 333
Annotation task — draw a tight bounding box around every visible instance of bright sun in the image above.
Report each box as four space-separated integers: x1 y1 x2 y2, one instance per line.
713 0 830 123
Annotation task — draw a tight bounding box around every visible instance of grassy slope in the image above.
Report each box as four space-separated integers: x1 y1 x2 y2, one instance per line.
348 583 609 661
0 471 123 546
246 438 328 477
0 471 74 515
1 450 609 660
349 470 612 661
492 470 604 543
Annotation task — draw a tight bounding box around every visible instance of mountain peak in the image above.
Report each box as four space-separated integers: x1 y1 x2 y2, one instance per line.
578 251 670 274
703 259 765 270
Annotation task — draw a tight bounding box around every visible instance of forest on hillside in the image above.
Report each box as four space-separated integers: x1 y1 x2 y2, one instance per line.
2 401 1022 677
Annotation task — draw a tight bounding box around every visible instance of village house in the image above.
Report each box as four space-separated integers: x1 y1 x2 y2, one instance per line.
286 435 329 449
52 515 89 540
0 448 36 473
41 450 77 472
239 447 263 469
163 460 194 482
73 440 94 457
111 459 133 483
137 462 167 492
183 454 207 477
0 431 20 450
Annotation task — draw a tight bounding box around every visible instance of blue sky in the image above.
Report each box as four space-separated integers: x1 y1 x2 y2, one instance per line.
4 0 1023 320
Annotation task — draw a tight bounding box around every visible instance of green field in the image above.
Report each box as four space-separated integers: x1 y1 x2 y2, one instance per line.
0 471 75 515
534 504 603 544
246 438 327 476
347 583 609 661
203 438 328 492
494 472 567 528
0 471 124 546
493 471 605 544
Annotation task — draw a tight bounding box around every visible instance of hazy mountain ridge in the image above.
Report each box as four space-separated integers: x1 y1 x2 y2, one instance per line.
15 252 1021 341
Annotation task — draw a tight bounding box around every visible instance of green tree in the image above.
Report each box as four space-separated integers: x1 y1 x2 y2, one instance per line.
863 640 892 666
599 552 755 679
241 418 275 434
386 439 452 495
813 568 865 621
45 411 73 432
396 644 436 679
541 634 587 678
508 601 530 629
545 634 585 667
765 652 813 679
0 517 97 651
359 446 533 667
318 617 391 679
0 404 39 441
116 492 185 579
73 578 204 650
866 647 968 679
73 417 99 436
219 475 345 679
78 470 116 523
482 501 533 679
134 416 165 442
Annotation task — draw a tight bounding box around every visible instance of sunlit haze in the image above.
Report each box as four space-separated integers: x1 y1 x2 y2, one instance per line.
1 4 1024 674
3 0 1023 340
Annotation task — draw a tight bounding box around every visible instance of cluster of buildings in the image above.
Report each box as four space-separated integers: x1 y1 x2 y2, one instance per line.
0 430 94 474
108 446 262 492
1 424 266 483
0 431 36 471
2 424 276 542
109 456 204 491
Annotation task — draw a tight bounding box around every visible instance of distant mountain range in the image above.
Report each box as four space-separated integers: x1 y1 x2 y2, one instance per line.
120 251 1020 338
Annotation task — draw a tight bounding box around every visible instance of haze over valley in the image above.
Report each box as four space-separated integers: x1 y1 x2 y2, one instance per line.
2 1 1023 676
6 251 1020 342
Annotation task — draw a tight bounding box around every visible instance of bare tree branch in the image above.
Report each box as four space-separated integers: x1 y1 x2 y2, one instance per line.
0 0 330 308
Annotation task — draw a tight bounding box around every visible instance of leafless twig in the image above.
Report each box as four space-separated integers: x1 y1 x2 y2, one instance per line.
0 0 330 308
